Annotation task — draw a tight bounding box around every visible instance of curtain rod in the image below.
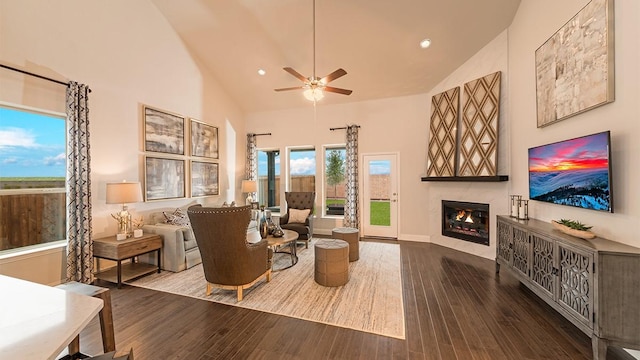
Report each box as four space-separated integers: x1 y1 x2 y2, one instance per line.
330 125 360 131
0 64 92 93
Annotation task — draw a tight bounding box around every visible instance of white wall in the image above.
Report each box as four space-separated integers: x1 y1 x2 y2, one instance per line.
0 0 245 284
509 0 640 248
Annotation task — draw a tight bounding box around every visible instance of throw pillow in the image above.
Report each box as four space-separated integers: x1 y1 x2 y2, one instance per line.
163 208 190 227
288 208 310 224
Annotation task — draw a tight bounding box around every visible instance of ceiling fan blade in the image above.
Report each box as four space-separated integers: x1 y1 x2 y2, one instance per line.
324 86 352 95
321 68 347 84
274 86 305 92
283 67 309 82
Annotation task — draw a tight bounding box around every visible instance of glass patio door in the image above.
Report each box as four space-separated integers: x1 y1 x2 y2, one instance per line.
362 154 398 238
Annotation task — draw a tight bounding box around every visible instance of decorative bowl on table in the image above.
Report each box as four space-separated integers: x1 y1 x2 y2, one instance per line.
551 220 595 240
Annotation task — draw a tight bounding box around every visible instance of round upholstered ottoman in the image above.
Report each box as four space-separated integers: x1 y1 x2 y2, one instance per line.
314 239 349 286
331 227 359 262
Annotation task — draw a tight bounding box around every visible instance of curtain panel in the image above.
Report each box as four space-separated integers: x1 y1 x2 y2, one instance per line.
66 81 93 283
246 133 257 181
344 125 359 229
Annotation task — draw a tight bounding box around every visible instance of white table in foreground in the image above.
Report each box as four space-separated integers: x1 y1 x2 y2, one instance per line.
0 275 104 360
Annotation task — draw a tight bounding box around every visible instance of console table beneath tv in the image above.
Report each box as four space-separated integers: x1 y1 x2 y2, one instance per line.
495 215 640 360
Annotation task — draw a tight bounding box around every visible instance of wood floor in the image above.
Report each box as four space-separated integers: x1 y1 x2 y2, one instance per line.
78 241 632 360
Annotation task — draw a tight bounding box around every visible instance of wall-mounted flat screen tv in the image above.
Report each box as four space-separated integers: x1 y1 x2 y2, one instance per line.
528 131 613 212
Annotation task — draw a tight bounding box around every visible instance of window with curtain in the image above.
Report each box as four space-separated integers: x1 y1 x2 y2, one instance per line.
288 147 315 192
257 149 280 212
0 105 67 253
324 146 346 216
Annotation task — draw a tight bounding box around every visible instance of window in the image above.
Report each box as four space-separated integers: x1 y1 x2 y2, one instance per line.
0 106 67 254
288 147 315 192
324 146 346 216
257 149 280 212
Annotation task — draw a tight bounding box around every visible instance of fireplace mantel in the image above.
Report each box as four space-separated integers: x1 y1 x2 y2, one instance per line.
421 175 508 182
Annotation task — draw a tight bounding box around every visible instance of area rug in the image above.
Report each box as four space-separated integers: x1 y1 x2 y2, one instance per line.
127 241 405 339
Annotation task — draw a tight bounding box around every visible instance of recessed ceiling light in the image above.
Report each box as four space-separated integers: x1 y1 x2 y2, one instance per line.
257 69 266 76
419 38 432 49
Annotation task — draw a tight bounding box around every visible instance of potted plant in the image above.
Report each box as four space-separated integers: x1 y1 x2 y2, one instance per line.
551 219 595 239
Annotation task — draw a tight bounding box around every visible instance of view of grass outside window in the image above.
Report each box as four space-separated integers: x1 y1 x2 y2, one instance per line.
325 147 345 216
368 160 392 226
0 106 67 253
257 149 280 212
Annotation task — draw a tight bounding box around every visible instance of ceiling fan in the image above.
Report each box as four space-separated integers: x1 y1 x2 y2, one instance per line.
274 0 352 101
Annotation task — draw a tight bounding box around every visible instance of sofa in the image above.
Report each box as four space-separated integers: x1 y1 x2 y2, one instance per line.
139 207 260 272
140 223 201 272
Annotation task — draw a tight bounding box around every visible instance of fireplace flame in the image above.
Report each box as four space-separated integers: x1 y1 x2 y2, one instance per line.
455 210 475 223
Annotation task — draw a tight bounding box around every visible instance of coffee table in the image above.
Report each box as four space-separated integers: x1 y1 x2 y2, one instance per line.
266 229 299 271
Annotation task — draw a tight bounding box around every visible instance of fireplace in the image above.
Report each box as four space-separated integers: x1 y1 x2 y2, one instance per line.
442 200 489 246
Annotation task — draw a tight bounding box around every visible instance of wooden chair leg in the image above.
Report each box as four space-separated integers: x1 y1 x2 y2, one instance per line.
97 289 116 353
206 283 212 296
68 334 80 356
237 287 243 302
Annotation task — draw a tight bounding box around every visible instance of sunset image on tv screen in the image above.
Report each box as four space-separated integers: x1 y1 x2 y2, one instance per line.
528 132 611 212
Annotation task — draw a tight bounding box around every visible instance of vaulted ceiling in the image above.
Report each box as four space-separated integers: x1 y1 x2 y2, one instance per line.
152 0 521 113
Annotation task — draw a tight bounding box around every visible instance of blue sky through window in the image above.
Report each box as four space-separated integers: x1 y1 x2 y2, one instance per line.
258 149 317 176
258 150 391 176
0 107 66 177
369 160 390 175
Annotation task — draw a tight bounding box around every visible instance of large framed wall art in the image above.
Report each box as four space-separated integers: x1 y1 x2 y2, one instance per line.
144 105 185 155
458 71 501 177
535 0 614 128
190 119 219 159
144 156 186 201
190 161 219 197
427 87 459 177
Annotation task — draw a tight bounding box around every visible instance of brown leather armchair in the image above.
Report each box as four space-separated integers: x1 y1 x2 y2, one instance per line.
187 205 272 301
279 192 315 248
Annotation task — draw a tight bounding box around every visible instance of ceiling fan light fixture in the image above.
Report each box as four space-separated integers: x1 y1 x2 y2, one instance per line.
303 88 324 101
420 38 432 49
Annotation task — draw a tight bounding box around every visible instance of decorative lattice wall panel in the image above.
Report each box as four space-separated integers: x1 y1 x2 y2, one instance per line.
458 71 501 176
427 87 459 177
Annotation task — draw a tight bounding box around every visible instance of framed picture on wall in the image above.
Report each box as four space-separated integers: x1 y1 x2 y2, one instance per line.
535 0 614 127
190 160 219 197
144 156 186 201
143 105 185 155
190 119 219 159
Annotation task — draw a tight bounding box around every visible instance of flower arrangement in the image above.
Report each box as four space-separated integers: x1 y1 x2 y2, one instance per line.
132 216 144 230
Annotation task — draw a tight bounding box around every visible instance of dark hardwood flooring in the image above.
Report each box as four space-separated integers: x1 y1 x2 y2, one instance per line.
77 241 633 359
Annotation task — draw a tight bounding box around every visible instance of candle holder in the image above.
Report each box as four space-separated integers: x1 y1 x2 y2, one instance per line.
510 195 522 218
517 199 529 220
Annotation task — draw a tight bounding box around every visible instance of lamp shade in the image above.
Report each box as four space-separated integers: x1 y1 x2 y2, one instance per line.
241 180 257 193
106 182 143 204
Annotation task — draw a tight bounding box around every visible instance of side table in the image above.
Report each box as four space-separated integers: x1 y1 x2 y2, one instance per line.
93 233 162 288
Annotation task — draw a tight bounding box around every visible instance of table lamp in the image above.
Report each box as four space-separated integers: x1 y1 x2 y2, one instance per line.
106 181 143 239
241 179 257 205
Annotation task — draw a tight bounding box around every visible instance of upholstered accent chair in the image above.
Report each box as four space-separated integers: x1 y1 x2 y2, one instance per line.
279 192 315 248
187 205 272 301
